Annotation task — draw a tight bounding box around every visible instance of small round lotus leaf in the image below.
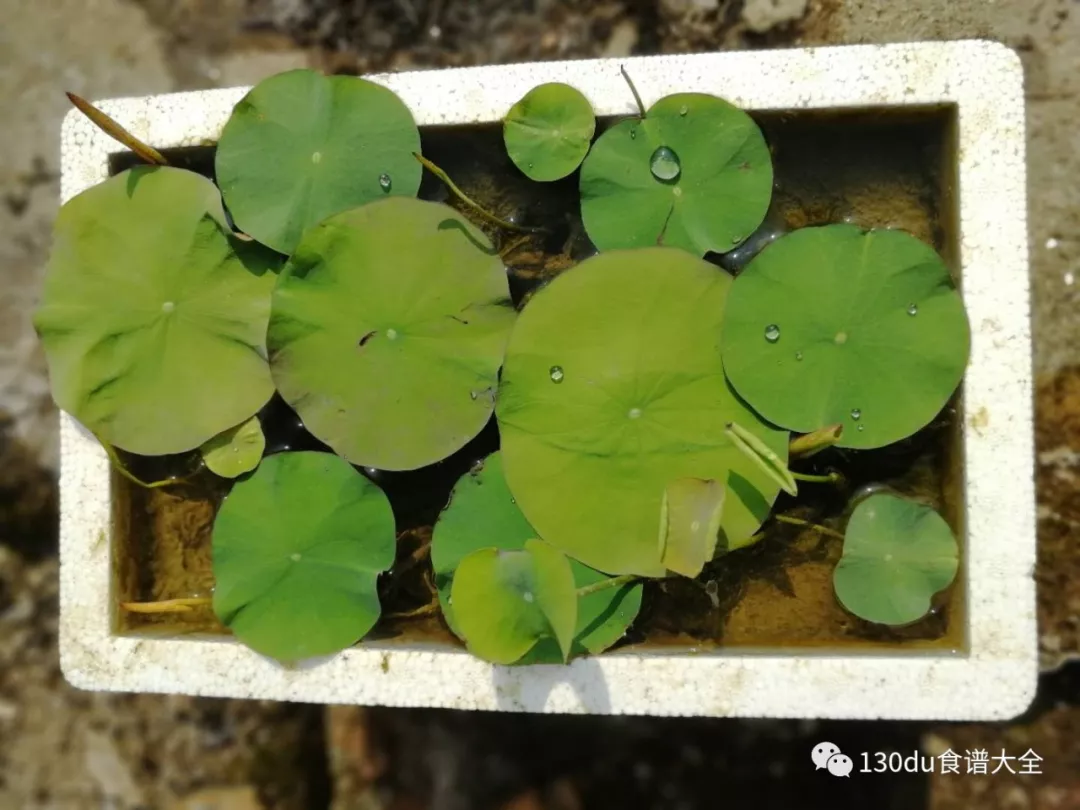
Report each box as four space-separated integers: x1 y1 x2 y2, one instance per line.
833 493 959 626
497 248 788 576
33 166 277 456
431 453 642 659
721 225 970 449
579 93 772 256
451 539 577 664
212 451 396 661
504 83 596 181
200 415 265 478
268 197 515 471
215 69 422 254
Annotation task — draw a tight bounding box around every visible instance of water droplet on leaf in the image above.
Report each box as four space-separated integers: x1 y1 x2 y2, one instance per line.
850 408 862 421
764 324 780 343
629 128 637 139
649 146 681 181
795 351 803 361
378 173 392 191
907 303 918 316
549 365 564 383
469 390 478 400
857 425 865 432
523 591 534 603
679 105 689 116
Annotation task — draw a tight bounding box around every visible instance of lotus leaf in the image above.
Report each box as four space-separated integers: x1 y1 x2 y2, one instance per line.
212 451 396 661
431 452 643 659
451 539 577 664
504 83 595 181
721 225 970 449
216 69 422 254
497 247 788 576
579 93 772 256
34 166 277 456
659 478 725 578
200 415 265 478
268 197 515 471
833 493 959 626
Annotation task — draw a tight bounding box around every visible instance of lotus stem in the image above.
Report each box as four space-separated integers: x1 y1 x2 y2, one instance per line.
66 92 168 166
774 514 844 540
789 424 844 458
120 597 211 614
412 153 543 234
576 574 639 598
790 470 843 485
98 437 190 490
620 65 647 118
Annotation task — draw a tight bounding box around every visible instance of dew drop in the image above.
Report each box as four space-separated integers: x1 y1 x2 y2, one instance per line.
679 104 689 116
850 408 862 421
469 390 478 400
378 173 392 191
549 365 564 383
907 302 918 316
857 425 865 432
630 128 637 139
649 146 681 181
628 407 642 419
311 151 322 164
161 301 175 313
290 552 302 562
232 446 239 453
795 351 804 361
523 591 535 603
764 324 780 343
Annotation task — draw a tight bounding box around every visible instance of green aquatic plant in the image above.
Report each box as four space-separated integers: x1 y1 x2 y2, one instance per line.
833 493 959 626
721 224 970 449
200 415 266 479
34 166 278 456
452 538 578 664
212 451 396 661
46 71 971 666
504 83 596 181
579 92 773 255
431 453 642 662
267 197 515 471
216 69 422 254
497 247 788 576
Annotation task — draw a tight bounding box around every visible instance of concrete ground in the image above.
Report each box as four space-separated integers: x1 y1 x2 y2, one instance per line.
1 0 1077 808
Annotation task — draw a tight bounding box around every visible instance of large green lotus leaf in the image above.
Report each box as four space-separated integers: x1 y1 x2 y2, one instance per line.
721 225 970 450
579 93 772 256
268 197 515 471
33 166 277 456
212 451 396 661
215 69 422 254
503 83 596 181
833 493 959 626
496 247 788 577
451 539 577 664
200 415 265 479
431 452 643 659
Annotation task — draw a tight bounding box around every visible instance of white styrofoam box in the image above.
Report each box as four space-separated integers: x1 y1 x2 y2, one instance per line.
58 40 1034 719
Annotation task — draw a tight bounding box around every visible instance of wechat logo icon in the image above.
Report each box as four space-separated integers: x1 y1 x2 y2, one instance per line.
812 742 853 777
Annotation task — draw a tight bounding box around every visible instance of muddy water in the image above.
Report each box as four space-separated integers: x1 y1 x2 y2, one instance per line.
112 105 965 653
